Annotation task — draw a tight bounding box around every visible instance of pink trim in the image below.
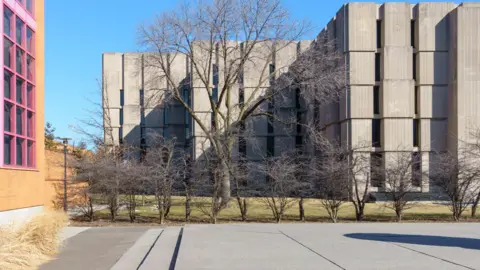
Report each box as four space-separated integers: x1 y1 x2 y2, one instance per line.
0 4 4 167
4 0 35 30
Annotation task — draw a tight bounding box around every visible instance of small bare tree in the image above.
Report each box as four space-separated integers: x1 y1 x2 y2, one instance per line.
429 150 480 221
253 151 303 223
381 150 422 222
144 135 185 224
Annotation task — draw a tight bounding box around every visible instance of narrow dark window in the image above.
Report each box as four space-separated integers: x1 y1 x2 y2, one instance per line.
375 53 381 81
140 89 144 106
413 119 420 147
267 115 274 133
376 20 382 49
413 53 417 81
371 152 383 187
267 136 274 157
297 112 303 134
118 127 123 144
412 152 421 187
239 121 246 157
295 88 301 109
212 87 218 103
372 119 381 147
239 88 244 105
119 109 123 125
373 86 380 114
414 86 419 115
296 136 303 149
120 90 124 106
411 20 415 48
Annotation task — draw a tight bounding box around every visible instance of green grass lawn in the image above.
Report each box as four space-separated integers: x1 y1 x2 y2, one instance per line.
82 196 479 224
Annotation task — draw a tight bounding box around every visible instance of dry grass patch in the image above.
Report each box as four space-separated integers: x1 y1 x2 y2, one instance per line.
0 211 69 270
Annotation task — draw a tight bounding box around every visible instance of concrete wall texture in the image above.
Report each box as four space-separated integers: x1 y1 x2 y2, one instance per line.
102 2 480 199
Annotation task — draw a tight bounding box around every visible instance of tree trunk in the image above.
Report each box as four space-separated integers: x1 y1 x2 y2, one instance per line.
185 194 192 223
276 212 283 223
471 192 480 218
218 159 231 207
237 197 248 221
299 198 305 222
355 205 365 221
159 208 165 225
163 196 171 218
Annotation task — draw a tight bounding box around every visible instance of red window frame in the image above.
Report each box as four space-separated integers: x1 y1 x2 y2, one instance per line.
3 3 35 168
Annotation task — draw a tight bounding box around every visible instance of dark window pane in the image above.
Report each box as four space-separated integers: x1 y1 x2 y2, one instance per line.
267 136 274 157
4 38 13 68
239 88 244 104
296 136 303 148
27 84 33 108
4 70 12 99
212 87 218 103
414 86 419 114
372 119 381 147
212 64 218 85
4 7 12 37
16 47 24 74
26 0 33 13
16 17 24 45
411 20 415 48
267 115 274 133
412 152 421 187
27 111 33 137
374 86 380 114
16 107 24 135
27 140 33 167
27 56 34 81
16 78 23 104
375 53 381 81
4 135 12 165
413 119 420 147
295 88 301 109
26 27 33 53
16 138 23 166
269 64 275 74
371 152 383 187
376 20 382 49
4 102 12 132
119 109 123 125
140 89 144 106
118 127 123 144
119 90 124 106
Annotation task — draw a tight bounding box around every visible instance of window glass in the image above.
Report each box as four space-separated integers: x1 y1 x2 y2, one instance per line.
16 78 23 104
27 56 34 81
16 107 24 135
16 47 24 74
16 138 23 165
27 140 33 167
26 27 33 53
4 135 12 165
4 102 12 132
26 0 33 14
4 38 13 68
27 84 33 108
375 53 381 81
374 86 380 114
4 70 12 99
4 7 12 37
27 111 33 137
372 119 381 147
16 17 24 45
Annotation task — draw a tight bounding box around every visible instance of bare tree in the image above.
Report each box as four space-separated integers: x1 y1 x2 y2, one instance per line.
120 156 148 223
137 0 345 214
143 135 185 224
253 151 303 223
429 150 480 221
464 129 480 217
381 150 422 222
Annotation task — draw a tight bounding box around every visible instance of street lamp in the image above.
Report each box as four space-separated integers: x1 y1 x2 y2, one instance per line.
56 137 71 212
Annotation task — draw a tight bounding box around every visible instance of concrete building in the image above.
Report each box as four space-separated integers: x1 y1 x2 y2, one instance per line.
103 2 480 198
0 0 46 224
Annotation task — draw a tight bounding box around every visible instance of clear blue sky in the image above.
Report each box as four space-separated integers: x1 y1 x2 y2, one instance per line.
44 0 458 145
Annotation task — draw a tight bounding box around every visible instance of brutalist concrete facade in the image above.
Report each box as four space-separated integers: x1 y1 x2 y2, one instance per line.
103 2 480 198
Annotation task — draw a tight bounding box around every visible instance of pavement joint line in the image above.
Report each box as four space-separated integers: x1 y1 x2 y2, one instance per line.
279 230 346 270
392 243 475 270
168 227 184 270
136 229 164 270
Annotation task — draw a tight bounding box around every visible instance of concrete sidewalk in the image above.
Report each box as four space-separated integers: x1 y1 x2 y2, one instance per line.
41 223 480 270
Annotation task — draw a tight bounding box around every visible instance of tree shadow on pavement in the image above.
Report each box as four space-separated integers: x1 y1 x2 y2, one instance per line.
344 233 480 250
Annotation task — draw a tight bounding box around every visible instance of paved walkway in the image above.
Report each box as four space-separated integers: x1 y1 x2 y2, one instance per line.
41 223 480 270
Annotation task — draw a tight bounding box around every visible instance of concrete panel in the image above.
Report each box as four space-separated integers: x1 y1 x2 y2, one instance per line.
417 52 448 85
350 119 371 149
105 127 119 146
274 110 296 136
297 40 313 55
274 136 294 156
144 107 164 127
346 3 377 52
102 53 122 108
169 53 188 86
194 136 211 159
145 128 163 146
192 87 213 112
246 115 268 136
415 3 456 51
122 105 141 125
191 41 214 89
381 80 413 118
243 88 268 112
193 112 211 136
382 3 412 47
383 118 413 151
325 124 340 143
168 105 186 125
382 46 413 80
122 124 140 145
348 52 375 85
0 206 44 225
335 5 346 52
123 54 142 106
242 41 273 88
275 41 297 78
107 108 120 128
349 86 373 119
418 86 448 118
420 119 447 152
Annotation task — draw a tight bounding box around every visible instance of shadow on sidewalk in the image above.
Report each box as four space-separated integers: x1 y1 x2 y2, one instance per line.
344 233 480 250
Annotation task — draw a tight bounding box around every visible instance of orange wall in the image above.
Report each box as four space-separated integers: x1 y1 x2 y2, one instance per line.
0 0 45 212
